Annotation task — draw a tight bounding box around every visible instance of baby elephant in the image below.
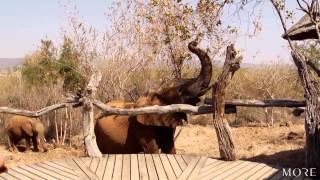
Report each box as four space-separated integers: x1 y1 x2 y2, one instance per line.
6 116 48 152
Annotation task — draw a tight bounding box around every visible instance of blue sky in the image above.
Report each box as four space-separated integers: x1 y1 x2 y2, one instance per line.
0 0 302 64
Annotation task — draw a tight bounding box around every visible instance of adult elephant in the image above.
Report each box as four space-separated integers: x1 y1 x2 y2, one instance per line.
95 40 212 154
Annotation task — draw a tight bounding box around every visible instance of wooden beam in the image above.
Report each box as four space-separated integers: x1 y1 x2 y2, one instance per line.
82 71 103 157
0 103 73 117
94 100 210 115
204 98 306 108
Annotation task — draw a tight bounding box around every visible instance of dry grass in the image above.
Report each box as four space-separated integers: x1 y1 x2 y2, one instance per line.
0 146 84 169
175 122 305 168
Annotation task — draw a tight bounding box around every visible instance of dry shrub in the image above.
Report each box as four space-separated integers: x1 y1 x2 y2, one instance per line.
0 73 83 145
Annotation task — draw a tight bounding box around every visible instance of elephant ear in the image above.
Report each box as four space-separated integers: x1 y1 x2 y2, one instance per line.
135 94 183 127
22 121 33 137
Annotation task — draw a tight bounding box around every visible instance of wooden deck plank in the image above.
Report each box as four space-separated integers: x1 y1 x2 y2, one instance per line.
38 162 78 180
103 154 116 180
204 158 217 166
159 154 176 179
138 154 149 180
81 157 93 167
247 165 274 180
181 155 194 165
145 154 158 180
167 154 182 177
130 154 139 180
200 160 244 180
73 158 99 180
258 168 280 180
0 154 291 180
30 164 68 180
213 161 251 179
174 155 187 171
200 159 225 173
0 172 18 180
89 158 100 173
187 157 207 180
219 161 259 180
52 159 74 171
19 165 57 180
152 154 168 180
122 154 131 180
178 156 204 180
65 158 92 180
236 163 266 180
7 168 33 180
112 154 123 180
96 155 108 179
10 166 43 180
44 161 78 175
199 160 232 178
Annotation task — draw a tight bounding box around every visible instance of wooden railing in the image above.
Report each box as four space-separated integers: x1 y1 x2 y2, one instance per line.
0 94 306 157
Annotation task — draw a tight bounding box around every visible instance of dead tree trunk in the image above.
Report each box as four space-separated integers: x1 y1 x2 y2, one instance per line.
264 107 274 127
212 44 241 161
292 52 320 175
82 72 103 157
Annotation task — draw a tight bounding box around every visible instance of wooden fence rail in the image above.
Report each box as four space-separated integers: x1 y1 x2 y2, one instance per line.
0 95 306 157
0 98 306 118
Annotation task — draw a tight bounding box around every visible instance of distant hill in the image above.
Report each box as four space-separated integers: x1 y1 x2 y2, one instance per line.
0 58 24 69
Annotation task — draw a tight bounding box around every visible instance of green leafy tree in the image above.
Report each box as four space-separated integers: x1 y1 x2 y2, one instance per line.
21 38 87 92
21 40 60 86
58 37 87 92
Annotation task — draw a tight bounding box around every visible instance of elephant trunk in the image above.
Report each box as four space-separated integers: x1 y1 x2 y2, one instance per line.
40 138 48 152
186 40 212 97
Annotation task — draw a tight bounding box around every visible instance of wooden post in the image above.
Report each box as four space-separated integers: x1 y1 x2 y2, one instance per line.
82 71 103 157
212 44 241 161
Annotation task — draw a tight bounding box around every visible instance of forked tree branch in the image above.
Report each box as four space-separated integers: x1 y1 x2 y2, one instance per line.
0 103 74 117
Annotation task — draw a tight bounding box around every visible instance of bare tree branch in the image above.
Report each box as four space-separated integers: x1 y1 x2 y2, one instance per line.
0 103 74 117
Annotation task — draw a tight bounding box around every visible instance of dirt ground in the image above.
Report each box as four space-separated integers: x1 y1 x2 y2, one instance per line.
0 122 305 169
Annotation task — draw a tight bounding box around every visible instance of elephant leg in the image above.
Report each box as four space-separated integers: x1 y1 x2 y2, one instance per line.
134 124 160 153
8 136 18 152
39 138 48 152
154 127 176 154
140 138 159 153
32 137 39 152
25 138 31 151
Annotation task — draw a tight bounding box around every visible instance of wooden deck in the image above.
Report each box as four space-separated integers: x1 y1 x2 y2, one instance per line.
0 154 311 180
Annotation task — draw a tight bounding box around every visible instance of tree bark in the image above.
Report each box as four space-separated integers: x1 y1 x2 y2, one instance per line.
264 107 274 127
0 102 72 117
212 44 241 161
292 52 320 175
82 71 103 157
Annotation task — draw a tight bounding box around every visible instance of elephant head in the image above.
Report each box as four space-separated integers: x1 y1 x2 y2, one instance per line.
135 40 212 127
31 119 48 152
